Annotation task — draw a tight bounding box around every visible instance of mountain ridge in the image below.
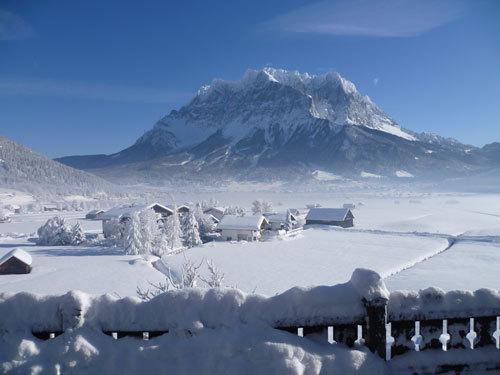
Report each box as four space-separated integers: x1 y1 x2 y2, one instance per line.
56 67 497 184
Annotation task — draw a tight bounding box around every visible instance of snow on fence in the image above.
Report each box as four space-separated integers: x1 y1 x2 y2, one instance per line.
1 269 500 370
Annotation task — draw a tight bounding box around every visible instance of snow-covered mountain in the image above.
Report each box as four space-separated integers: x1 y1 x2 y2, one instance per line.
57 68 498 183
0 136 118 196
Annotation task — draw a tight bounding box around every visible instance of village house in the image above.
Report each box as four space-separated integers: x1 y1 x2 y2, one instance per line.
203 207 225 221
263 211 298 231
305 208 354 228
0 248 32 275
217 215 269 242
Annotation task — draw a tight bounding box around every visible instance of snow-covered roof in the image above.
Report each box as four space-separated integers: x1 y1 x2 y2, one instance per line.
100 203 172 220
264 212 296 223
0 248 32 266
87 209 104 215
203 207 225 214
306 208 353 222
217 215 268 230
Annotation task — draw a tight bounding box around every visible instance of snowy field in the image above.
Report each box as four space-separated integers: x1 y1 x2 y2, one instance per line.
386 241 500 291
165 229 449 295
0 193 499 297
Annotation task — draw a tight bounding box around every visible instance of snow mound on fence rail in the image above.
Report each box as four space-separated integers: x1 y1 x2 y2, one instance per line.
0 269 387 333
388 287 500 321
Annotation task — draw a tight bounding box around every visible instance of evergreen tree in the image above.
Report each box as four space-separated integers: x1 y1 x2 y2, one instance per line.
182 211 202 248
124 211 144 255
70 222 85 245
165 205 182 251
139 209 160 255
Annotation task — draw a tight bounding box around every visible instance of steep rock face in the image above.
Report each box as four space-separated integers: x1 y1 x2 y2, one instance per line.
56 68 496 183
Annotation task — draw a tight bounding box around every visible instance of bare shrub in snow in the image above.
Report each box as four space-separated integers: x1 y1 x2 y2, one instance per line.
137 258 224 300
36 216 85 246
224 205 245 216
252 200 273 215
199 259 225 288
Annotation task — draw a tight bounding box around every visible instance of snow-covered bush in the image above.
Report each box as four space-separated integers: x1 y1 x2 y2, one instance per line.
36 216 85 246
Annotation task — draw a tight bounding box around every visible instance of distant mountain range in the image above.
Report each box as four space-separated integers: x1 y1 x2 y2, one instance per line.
56 68 499 184
0 136 118 196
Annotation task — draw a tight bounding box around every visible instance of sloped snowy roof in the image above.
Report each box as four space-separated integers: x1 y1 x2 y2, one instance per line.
100 203 172 220
203 207 225 214
306 208 353 222
264 212 297 223
217 215 268 230
0 248 32 266
86 209 104 215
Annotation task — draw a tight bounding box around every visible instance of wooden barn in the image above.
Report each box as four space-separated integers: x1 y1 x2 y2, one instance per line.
305 208 354 228
0 248 32 275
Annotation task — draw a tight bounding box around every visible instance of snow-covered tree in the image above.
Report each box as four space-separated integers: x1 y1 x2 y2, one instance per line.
36 216 85 246
251 200 262 215
182 211 202 248
193 203 215 238
165 205 182 251
225 205 245 216
152 227 170 257
123 212 144 255
139 209 160 255
251 200 273 215
69 222 85 245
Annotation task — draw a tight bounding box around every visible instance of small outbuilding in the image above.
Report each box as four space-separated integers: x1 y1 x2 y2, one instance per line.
0 248 32 275
264 212 298 231
217 215 269 242
305 208 354 228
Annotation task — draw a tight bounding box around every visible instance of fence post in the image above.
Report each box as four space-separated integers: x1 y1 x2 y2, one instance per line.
364 296 388 359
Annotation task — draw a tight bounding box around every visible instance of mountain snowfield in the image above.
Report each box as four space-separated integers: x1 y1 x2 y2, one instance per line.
51 67 498 184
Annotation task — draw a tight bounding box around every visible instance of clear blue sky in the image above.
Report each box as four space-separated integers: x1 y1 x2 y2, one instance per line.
1 0 499 157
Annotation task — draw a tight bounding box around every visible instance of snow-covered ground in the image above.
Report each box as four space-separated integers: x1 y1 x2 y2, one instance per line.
164 229 448 295
0 237 165 296
0 193 499 297
386 241 500 291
